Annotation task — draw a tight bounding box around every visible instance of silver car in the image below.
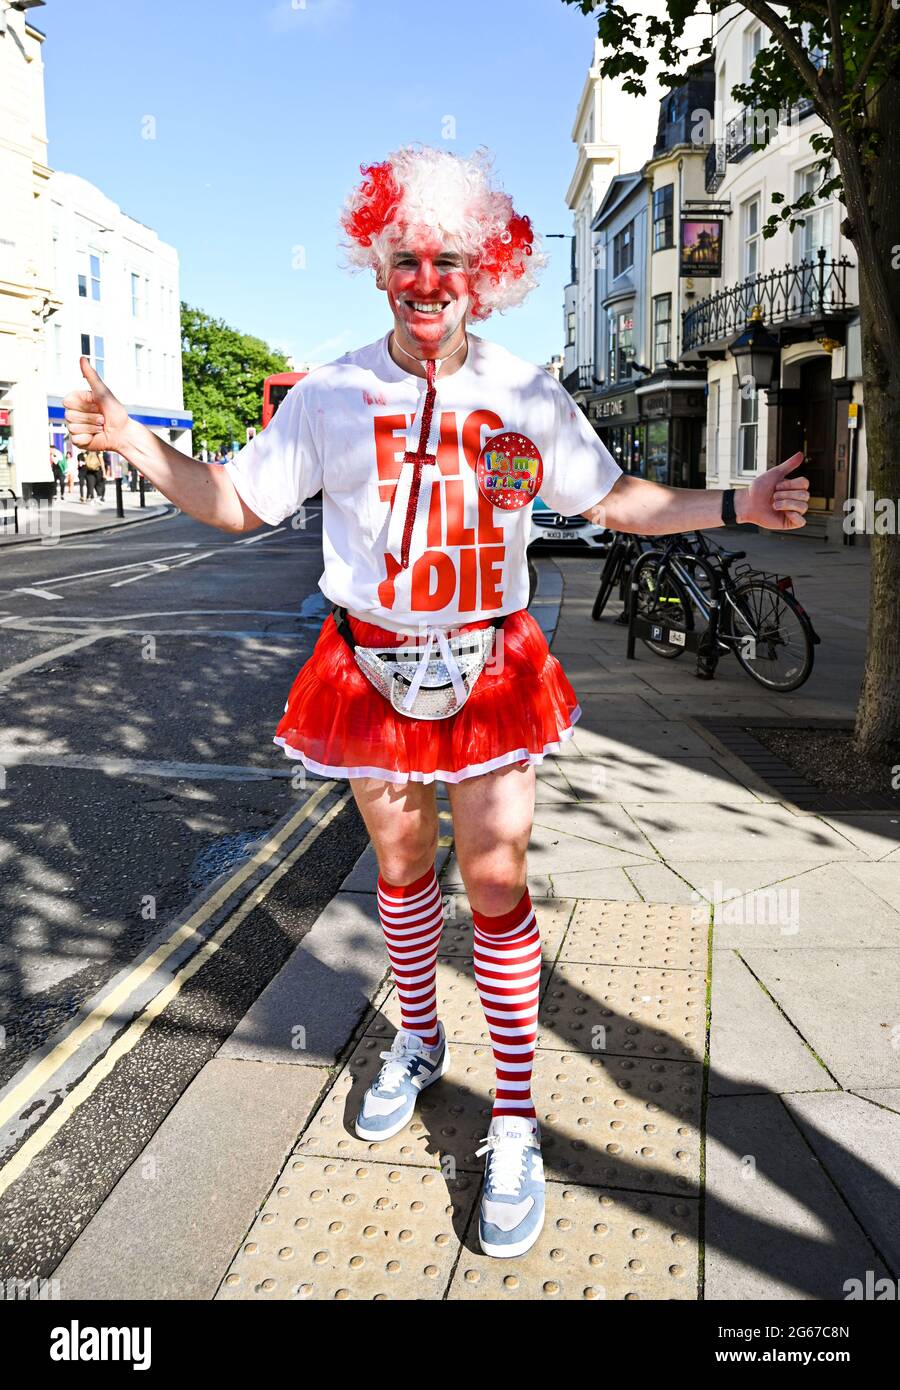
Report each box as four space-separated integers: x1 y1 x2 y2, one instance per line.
528 495 610 551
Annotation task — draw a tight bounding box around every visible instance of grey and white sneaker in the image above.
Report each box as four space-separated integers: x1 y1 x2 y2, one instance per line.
354 1022 449 1141
476 1115 545 1258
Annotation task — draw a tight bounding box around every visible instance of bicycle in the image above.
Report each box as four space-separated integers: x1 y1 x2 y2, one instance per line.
591 531 658 622
628 530 820 691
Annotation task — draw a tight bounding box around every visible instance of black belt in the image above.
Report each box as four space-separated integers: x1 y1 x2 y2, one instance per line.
331 604 506 652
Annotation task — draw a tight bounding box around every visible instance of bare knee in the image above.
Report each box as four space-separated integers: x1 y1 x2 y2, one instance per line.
459 853 527 917
376 828 439 887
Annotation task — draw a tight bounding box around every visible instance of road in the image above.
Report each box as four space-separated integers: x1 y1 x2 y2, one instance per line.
0 501 373 1281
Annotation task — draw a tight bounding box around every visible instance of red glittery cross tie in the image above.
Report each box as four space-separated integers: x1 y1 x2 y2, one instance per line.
397 357 437 571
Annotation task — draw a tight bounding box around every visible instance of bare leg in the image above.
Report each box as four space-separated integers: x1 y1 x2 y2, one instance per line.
445 760 536 914
349 775 440 885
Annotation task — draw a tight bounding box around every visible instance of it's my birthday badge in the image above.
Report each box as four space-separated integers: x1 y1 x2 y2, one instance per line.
476 431 543 510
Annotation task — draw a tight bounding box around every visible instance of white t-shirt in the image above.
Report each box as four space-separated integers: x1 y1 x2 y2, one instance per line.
225 332 622 633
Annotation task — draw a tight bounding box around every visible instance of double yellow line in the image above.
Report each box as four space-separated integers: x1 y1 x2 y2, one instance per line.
0 781 352 1199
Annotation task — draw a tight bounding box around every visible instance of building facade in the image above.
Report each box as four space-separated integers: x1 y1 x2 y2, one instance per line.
0 0 57 496
683 4 862 540
45 172 192 463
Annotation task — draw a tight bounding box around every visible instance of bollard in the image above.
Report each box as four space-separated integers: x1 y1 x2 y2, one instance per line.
115 476 124 518
139 474 146 508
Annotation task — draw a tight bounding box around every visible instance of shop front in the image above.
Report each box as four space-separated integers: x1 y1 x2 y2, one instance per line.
586 387 645 476
636 378 708 488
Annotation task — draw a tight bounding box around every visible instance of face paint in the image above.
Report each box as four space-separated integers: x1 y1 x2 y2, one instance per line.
383 236 470 360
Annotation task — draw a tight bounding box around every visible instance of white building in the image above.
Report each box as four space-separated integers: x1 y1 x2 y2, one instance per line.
683 3 862 541
45 171 192 460
563 6 712 398
0 0 57 498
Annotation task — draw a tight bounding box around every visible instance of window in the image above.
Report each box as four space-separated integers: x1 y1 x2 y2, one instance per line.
795 163 834 262
80 333 91 356
736 382 759 473
613 222 634 278
745 24 763 81
90 253 101 301
566 310 575 347
78 274 87 298
653 185 674 251
742 195 762 279
93 336 105 376
653 294 672 367
135 342 144 386
131 272 140 316
607 308 634 382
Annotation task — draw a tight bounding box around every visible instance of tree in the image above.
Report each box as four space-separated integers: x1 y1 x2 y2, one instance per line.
562 0 900 757
181 304 290 454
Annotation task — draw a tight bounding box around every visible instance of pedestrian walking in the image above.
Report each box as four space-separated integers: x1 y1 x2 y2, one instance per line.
82 449 104 502
62 144 810 1260
49 446 65 499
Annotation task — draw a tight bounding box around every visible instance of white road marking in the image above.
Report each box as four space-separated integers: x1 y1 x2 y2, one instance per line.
0 634 106 686
108 550 218 587
234 527 286 545
8 551 195 594
0 749 297 780
12 588 63 601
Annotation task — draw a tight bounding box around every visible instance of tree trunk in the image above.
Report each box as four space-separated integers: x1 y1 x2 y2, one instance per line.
838 76 900 757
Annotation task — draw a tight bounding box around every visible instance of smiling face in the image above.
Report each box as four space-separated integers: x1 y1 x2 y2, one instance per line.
376 235 470 360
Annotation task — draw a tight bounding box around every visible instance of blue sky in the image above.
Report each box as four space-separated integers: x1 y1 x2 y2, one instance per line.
40 0 601 368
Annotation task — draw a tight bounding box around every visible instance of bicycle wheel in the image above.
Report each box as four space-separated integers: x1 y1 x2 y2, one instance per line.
591 536 625 620
723 578 816 691
634 554 694 659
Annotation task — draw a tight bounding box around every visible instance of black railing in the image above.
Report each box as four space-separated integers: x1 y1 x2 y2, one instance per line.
705 140 726 193
682 249 855 353
562 364 595 394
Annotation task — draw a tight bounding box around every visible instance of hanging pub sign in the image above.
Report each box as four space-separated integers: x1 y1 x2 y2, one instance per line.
679 218 723 278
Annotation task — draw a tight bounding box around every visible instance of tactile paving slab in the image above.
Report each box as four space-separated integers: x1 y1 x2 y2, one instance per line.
438 894 573 961
538 962 706 1061
534 1049 701 1194
217 1154 478 1300
449 1184 699 1300
561 900 708 971
367 956 552 1047
297 1041 700 1195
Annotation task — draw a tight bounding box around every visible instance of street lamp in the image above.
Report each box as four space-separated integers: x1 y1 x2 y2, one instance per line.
729 305 779 391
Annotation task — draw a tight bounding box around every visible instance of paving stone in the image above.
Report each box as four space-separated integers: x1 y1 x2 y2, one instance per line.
55 1059 328 1300
560 900 707 971
845 862 900 914
549 757 757 803
550 866 656 901
217 1154 478 1300
816 814 900 859
708 951 828 1096
709 862 900 949
704 1094 890 1300
625 802 867 862
621 863 706 905
782 1091 900 1271
741 947 900 1089
538 961 705 1062
448 1184 699 1300
852 1088 900 1112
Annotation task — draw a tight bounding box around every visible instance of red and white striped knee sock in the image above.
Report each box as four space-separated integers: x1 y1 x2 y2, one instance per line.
377 865 444 1050
471 887 540 1120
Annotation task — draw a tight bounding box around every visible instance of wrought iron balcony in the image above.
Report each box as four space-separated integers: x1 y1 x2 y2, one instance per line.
562 364 596 395
705 141 726 194
682 249 856 355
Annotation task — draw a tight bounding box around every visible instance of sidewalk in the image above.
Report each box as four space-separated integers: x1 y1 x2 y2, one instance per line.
53 534 900 1300
0 488 170 546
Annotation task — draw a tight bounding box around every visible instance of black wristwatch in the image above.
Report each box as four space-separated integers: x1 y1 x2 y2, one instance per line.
721 488 737 527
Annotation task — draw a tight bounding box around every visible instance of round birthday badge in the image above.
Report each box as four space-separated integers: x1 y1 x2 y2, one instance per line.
475 431 544 510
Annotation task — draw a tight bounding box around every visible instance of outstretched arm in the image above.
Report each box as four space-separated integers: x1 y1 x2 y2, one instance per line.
584 451 809 535
63 358 264 534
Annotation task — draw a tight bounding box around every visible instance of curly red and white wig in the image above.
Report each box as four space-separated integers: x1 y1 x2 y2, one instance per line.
339 145 546 321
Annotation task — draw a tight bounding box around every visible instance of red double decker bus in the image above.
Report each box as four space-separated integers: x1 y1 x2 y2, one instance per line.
262 371 306 428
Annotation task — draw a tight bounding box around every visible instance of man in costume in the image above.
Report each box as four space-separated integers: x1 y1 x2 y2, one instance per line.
63 145 809 1259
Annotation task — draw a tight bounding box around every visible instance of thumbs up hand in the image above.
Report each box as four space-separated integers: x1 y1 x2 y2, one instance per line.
741 451 810 530
63 357 132 453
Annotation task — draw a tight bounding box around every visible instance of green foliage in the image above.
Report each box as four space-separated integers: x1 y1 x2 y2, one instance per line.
560 1 900 240
180 304 291 452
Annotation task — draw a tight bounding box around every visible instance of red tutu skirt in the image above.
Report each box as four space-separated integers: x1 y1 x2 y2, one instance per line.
273 607 582 785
